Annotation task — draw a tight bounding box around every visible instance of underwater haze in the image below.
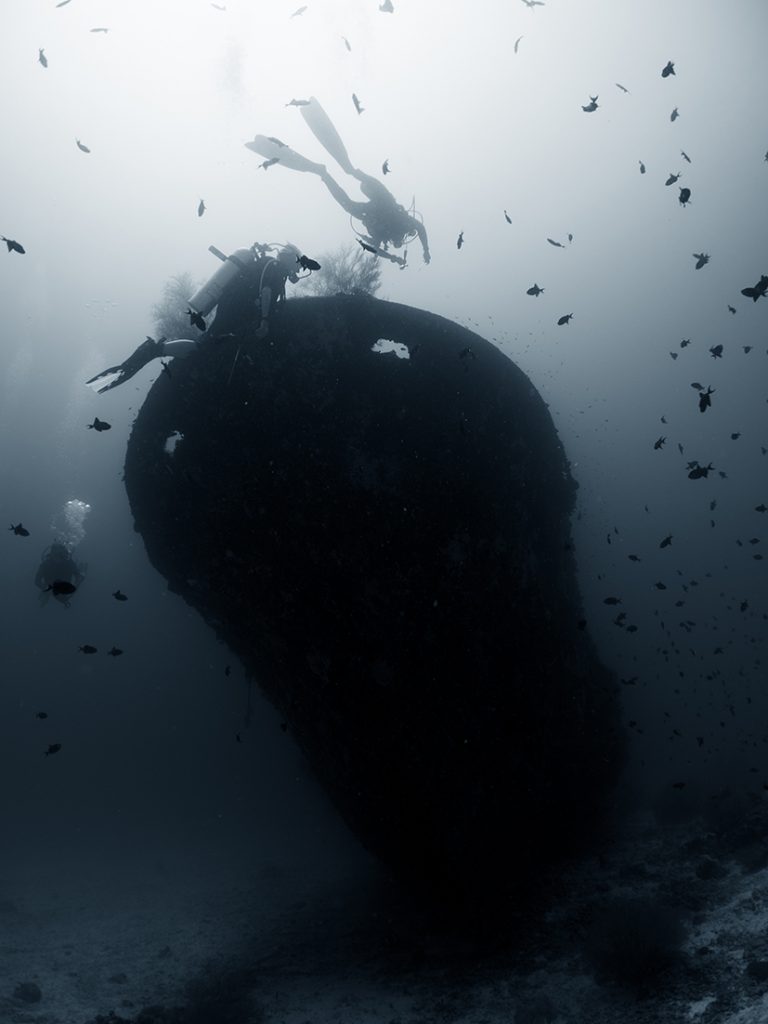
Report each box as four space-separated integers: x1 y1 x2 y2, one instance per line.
2 1 768 1022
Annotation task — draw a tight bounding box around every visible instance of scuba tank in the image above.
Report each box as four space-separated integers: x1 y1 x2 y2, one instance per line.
188 246 255 317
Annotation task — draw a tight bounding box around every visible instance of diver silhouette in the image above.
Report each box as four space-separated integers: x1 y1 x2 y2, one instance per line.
246 97 430 267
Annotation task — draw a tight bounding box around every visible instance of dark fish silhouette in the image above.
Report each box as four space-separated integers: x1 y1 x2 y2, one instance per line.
693 252 710 269
112 589 128 601
581 96 598 113
298 254 321 271
727 305 736 314
615 83 629 93
661 61 675 78
687 462 714 479
79 644 97 654
35 712 48 719
352 93 364 115
259 157 279 170
681 150 691 163
603 597 622 605
2 237 25 254
38 48 48 68
695 385 715 412
108 646 123 657
670 107 680 122
44 744 62 757
286 98 310 107
680 338 691 348
76 139 91 153
197 199 206 217
659 534 673 548
188 308 206 331
9 523 29 536
504 210 512 223
547 237 564 248
679 187 691 206
514 36 523 53
557 313 573 326
639 160 646 174
46 580 77 596
87 417 111 431
382 159 389 175
665 172 681 185
456 231 464 249
342 36 351 51
654 436 666 450
526 283 544 297
740 274 768 302
709 344 723 359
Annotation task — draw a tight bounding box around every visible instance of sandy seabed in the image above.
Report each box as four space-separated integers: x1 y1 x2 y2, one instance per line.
3 812 768 1024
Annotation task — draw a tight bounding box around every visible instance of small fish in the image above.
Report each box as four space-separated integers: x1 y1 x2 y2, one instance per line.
90 27 109 33
456 230 464 249
661 60 675 78
603 596 622 606
709 344 723 359
290 5 307 16
35 711 48 719
680 338 691 348
743 345 752 353
76 139 91 153
382 159 389 175
756 504 767 513
9 523 29 536
687 462 714 480
654 436 666 450
197 199 206 217
692 252 710 270
79 644 98 654
297 254 321 271
678 187 691 207
731 432 741 440
557 313 574 326
45 580 77 596
285 98 309 107
88 417 111 431
44 743 62 757
107 646 123 657
697 386 715 413
681 150 691 163
379 0 394 10
654 581 667 590
665 171 681 185
2 237 25 254
581 95 598 113
659 534 673 548
259 157 279 170
38 48 48 68
188 308 206 331
504 210 512 224
342 36 351 51
112 589 128 601
546 237 564 248
526 284 544 297
670 107 680 122
514 36 523 54
352 93 364 115
727 305 736 314
628 554 642 562
615 83 629 93
740 274 768 302
639 160 646 174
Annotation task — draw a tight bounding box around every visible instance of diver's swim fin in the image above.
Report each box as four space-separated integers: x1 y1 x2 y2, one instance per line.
245 136 326 175
299 97 356 175
85 336 164 393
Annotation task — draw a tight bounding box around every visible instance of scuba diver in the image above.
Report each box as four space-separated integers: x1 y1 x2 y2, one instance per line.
246 97 431 267
85 242 308 394
35 540 86 606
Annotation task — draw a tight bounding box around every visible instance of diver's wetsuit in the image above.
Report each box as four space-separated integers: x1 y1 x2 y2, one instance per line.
207 255 291 342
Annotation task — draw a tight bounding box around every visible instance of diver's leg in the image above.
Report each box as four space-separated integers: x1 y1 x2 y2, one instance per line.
300 98 356 175
318 171 366 219
160 339 198 358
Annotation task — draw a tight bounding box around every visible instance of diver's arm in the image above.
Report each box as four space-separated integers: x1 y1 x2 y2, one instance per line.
414 221 431 264
254 285 273 339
